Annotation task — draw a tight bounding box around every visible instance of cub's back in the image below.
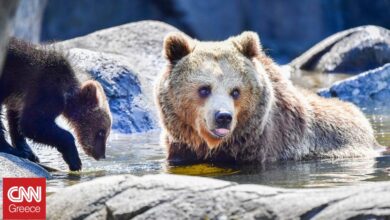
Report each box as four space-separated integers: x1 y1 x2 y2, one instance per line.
1 39 45 98
0 38 77 103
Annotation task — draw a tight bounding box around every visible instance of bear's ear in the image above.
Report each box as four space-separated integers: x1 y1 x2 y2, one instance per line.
80 80 102 108
163 32 193 64
233 31 262 59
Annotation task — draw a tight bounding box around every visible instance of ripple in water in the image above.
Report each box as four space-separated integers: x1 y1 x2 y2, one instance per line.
31 71 390 192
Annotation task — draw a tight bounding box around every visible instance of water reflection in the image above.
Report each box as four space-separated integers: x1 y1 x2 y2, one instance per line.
35 131 165 194
33 70 390 191
366 109 390 147
39 110 390 192
216 156 390 188
167 163 239 177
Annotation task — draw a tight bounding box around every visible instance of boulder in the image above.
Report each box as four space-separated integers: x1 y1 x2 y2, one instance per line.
318 63 390 110
290 25 390 74
0 153 51 179
47 174 390 219
53 21 182 133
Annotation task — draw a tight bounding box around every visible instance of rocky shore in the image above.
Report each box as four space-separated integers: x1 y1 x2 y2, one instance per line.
47 174 390 219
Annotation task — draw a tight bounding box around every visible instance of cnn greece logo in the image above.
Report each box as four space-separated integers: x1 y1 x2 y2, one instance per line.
3 178 46 220
7 186 42 203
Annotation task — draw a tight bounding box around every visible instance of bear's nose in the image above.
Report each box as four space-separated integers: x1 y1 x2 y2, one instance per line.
215 111 232 128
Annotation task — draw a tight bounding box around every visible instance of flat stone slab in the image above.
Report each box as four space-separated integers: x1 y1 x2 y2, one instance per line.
47 174 390 219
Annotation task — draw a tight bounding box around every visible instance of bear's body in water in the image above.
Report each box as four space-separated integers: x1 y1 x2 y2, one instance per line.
155 31 379 164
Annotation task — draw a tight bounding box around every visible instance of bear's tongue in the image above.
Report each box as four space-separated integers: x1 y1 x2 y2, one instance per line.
215 128 230 136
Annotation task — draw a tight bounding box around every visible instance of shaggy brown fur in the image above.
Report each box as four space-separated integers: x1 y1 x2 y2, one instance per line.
155 31 379 164
0 38 112 171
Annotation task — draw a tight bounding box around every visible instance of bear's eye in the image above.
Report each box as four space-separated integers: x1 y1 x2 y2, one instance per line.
98 129 106 138
231 88 240 100
198 86 211 98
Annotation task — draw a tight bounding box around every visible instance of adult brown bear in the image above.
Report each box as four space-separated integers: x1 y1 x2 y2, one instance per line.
155 31 379 164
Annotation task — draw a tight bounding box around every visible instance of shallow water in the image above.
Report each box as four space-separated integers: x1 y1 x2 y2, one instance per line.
32 70 390 192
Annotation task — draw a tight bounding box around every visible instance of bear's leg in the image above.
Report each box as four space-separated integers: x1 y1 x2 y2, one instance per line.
7 109 39 163
167 141 204 165
19 92 82 171
0 106 25 158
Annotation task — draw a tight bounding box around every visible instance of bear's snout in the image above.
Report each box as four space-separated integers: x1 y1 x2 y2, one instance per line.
90 142 106 160
215 111 232 129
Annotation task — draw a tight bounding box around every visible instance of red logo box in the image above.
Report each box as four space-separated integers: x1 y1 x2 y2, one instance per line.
3 178 46 220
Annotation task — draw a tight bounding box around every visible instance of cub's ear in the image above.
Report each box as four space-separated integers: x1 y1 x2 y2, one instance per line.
163 32 193 64
80 80 102 108
233 31 262 58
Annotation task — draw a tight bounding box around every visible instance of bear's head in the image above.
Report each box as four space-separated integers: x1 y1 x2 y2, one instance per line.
66 80 112 160
157 31 274 149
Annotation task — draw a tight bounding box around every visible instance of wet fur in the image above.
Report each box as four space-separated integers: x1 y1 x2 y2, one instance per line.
0 38 111 170
156 32 379 165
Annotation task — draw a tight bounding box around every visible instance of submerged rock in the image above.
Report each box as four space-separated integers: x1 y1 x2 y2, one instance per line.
318 64 390 110
47 174 390 219
54 21 182 133
290 25 390 74
0 153 51 178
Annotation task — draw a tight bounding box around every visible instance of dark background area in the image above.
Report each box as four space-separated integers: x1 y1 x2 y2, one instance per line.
27 0 390 63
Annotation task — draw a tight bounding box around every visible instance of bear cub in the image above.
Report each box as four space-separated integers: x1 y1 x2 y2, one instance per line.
0 38 112 171
155 31 379 164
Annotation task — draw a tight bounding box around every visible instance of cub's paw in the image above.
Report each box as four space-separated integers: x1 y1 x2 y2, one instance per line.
63 153 82 171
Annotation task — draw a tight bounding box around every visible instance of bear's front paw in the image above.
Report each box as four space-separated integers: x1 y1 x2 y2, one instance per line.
68 162 82 171
63 153 82 171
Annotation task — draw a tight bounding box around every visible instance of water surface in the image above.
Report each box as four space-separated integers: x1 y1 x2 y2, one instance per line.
32 70 390 192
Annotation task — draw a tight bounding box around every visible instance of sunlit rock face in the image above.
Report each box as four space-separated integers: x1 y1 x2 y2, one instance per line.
287 25 390 111
47 174 390 220
318 64 390 111
290 26 390 74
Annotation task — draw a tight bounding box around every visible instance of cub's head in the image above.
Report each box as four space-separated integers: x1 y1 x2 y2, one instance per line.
157 31 271 149
67 80 112 160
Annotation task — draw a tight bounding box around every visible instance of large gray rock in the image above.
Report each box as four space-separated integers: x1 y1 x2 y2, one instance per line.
318 63 390 110
0 153 51 178
290 25 390 74
54 21 181 133
47 174 390 219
